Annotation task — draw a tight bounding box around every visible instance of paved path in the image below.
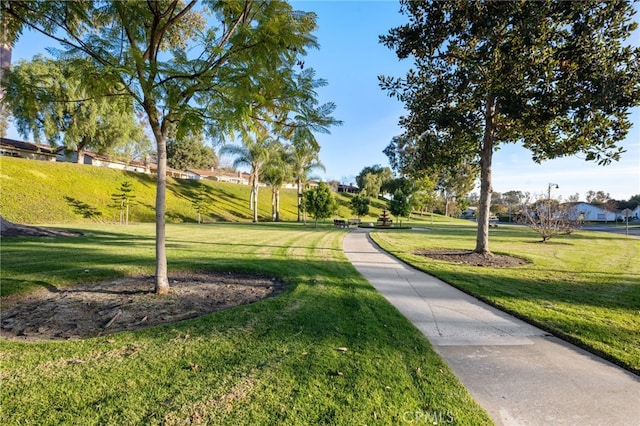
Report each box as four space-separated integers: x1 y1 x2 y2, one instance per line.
343 229 640 426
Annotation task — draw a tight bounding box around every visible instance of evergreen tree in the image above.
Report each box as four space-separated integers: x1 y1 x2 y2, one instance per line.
350 194 371 219
111 181 136 225
304 182 337 227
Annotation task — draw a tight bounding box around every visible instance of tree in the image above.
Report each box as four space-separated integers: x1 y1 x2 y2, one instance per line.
304 182 337 227
111 180 136 225
261 141 292 222
167 130 217 171
519 195 583 242
355 165 393 198
586 190 612 204
191 186 210 224
290 129 325 223
380 1 640 256
4 55 144 163
221 134 274 223
435 164 477 217
388 189 411 226
3 1 328 294
349 193 371 218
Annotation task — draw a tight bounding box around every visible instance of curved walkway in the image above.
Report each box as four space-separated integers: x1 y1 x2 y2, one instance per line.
343 228 639 426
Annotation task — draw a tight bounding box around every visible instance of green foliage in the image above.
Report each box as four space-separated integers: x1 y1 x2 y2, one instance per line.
4 55 145 157
191 186 211 224
304 182 337 226
388 189 411 220
167 131 218 171
110 180 136 225
381 0 640 253
349 194 370 218
355 165 393 198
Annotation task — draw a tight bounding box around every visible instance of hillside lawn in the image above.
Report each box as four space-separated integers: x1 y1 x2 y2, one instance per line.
370 223 640 374
0 156 388 225
0 222 491 425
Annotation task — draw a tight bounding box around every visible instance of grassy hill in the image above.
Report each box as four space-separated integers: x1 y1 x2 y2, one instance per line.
0 157 390 225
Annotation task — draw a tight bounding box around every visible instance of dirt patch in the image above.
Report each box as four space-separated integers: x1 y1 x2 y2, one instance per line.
413 249 528 268
1 272 283 341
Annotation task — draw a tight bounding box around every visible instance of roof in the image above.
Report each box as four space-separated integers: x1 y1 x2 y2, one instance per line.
0 137 58 155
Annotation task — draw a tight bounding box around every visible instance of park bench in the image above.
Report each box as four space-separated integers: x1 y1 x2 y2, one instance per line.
333 219 348 228
348 218 361 226
489 219 499 228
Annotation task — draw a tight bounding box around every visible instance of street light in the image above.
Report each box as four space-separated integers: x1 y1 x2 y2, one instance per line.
547 183 559 200
547 183 559 224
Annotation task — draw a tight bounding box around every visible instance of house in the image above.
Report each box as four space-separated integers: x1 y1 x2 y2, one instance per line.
58 150 149 173
186 168 250 185
337 183 359 193
461 206 477 219
565 202 618 222
0 137 58 161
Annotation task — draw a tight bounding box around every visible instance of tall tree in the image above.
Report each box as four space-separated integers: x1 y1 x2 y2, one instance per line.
3 1 327 294
355 165 393 198
261 141 292 222
291 129 325 222
167 130 217 171
5 55 144 162
221 134 274 223
388 189 411 225
304 181 336 227
380 0 640 255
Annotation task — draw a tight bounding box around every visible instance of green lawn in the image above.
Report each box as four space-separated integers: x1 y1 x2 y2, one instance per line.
0 156 389 226
370 221 640 374
0 223 492 425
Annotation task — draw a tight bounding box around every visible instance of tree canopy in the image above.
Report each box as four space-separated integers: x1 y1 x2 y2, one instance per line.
380 0 640 255
4 55 145 162
2 1 336 293
167 130 217 171
304 181 336 226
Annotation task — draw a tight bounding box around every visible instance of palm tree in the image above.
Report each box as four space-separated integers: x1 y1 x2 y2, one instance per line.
291 129 325 223
221 134 274 223
261 141 292 222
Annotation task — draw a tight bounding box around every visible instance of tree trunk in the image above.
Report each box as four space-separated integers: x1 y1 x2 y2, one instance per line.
77 146 85 164
271 187 276 221
475 95 496 256
275 188 280 222
297 177 302 222
252 177 259 223
147 108 170 295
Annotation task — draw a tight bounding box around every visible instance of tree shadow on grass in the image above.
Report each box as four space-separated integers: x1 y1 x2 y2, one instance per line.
64 196 103 219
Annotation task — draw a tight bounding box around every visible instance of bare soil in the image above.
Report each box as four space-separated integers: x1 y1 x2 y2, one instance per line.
1 272 283 341
1 218 282 341
413 249 528 268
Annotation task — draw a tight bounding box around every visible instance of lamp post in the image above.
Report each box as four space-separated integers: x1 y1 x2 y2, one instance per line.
547 183 559 224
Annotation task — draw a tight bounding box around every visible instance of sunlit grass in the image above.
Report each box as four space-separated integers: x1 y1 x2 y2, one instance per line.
0 223 492 425
370 222 640 373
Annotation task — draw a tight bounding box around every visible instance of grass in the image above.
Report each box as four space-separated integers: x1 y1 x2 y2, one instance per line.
369 221 640 374
0 156 388 225
0 222 492 425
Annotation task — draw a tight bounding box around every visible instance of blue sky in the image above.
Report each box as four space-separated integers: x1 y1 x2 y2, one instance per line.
6 1 640 201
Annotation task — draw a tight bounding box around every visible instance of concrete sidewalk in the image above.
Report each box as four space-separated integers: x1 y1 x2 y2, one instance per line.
343 229 639 426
